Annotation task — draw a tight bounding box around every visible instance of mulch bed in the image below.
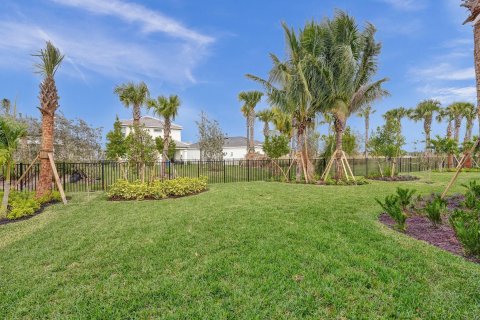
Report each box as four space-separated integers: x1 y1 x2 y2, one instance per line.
379 213 480 264
368 175 419 182
0 199 63 226
108 189 208 201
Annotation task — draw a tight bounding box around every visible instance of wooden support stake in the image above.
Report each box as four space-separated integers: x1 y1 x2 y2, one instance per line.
321 150 337 181
342 151 356 183
48 153 67 205
13 155 39 189
441 138 480 198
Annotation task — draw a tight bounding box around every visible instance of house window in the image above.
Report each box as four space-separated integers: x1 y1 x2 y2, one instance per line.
154 129 162 133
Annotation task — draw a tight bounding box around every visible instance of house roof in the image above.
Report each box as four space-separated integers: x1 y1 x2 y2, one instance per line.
188 136 262 149
120 116 182 130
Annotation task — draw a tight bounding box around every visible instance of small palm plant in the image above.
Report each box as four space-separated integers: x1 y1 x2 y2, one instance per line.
395 187 416 212
376 195 406 231
462 180 480 198
450 209 480 257
0 117 27 218
424 195 446 227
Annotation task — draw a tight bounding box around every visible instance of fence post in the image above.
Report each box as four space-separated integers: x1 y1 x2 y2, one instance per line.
19 163 23 191
247 159 250 182
352 158 355 175
223 160 226 183
409 157 412 172
365 157 369 177
168 161 171 179
101 160 105 190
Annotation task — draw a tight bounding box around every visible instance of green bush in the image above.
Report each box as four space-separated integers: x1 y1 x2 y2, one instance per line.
324 178 368 186
376 194 406 231
395 187 415 212
424 195 446 227
462 180 480 198
449 209 480 257
463 191 479 210
3 191 62 220
107 176 208 201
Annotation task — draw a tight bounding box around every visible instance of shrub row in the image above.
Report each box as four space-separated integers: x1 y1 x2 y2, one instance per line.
107 176 208 201
3 191 62 220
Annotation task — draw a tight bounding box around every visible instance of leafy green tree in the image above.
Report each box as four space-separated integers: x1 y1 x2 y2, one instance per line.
155 137 176 161
429 136 459 171
0 117 27 217
368 119 405 177
263 135 290 159
114 82 149 129
125 126 157 182
196 112 225 161
321 127 358 160
105 116 127 161
408 99 441 152
238 91 263 154
147 95 180 161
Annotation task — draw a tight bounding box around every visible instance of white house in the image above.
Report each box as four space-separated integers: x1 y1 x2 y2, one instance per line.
185 136 263 160
120 116 190 160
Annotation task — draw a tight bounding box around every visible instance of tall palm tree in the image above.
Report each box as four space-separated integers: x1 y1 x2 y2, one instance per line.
383 107 408 131
436 107 455 167
448 102 471 143
408 99 441 152
357 106 375 158
147 95 181 161
306 12 389 179
114 82 150 129
462 1 480 135
238 91 263 154
463 102 477 143
33 41 64 198
0 118 27 217
256 109 274 139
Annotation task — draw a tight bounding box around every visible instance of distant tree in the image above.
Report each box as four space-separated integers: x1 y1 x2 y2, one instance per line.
238 91 263 154
357 106 375 158
429 136 459 171
321 127 358 160
463 103 477 143
0 117 27 218
196 112 225 161
383 107 408 131
114 82 149 130
155 137 176 161
408 99 441 152
1 99 11 116
147 95 180 161
263 135 290 159
368 119 405 177
448 102 471 143
105 116 127 161
125 126 157 182
256 109 274 139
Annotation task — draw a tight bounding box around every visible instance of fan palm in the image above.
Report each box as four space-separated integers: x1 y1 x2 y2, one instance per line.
463 102 477 143
448 102 471 143
238 91 263 154
305 12 389 179
436 107 455 167
114 82 150 129
357 106 375 158
408 99 441 152
256 109 274 139
33 41 64 198
0 118 27 217
383 107 408 131
147 95 181 161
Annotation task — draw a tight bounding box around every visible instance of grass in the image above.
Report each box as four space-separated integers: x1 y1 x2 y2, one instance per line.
1 172 479 318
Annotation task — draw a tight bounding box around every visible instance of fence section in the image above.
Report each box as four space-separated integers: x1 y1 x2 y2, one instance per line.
0 156 461 192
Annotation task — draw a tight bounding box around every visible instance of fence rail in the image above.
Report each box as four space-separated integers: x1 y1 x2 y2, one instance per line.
0 156 467 193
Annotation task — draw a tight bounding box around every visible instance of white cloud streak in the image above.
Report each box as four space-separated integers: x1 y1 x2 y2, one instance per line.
419 85 476 104
412 63 475 81
51 0 214 45
379 0 426 11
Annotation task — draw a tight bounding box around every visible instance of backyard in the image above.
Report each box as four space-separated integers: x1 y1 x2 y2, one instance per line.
1 172 479 319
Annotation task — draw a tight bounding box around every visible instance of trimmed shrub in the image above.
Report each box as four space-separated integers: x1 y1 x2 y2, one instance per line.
424 195 446 227
462 180 480 198
395 187 415 212
3 191 62 220
449 209 480 257
376 194 406 231
107 176 208 201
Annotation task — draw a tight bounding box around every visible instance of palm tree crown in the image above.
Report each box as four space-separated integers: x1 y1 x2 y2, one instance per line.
238 90 263 153
114 82 150 128
409 99 441 151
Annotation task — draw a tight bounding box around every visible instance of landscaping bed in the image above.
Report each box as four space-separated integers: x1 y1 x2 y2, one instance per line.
0 191 62 225
368 175 419 182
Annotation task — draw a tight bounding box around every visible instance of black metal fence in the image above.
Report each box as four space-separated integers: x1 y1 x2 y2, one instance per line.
0 156 462 193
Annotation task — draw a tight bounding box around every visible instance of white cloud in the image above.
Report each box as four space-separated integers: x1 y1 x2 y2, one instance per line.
0 20 208 84
412 63 475 81
51 0 214 45
419 85 476 104
379 0 426 11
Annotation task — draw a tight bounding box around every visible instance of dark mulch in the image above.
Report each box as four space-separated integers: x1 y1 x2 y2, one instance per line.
379 213 480 263
0 199 63 226
368 175 420 182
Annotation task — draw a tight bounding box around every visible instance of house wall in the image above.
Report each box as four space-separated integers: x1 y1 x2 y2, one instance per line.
182 145 263 160
123 126 182 141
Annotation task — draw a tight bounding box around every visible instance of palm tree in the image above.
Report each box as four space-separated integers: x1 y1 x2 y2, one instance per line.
408 99 441 152
383 107 408 131
256 109 274 139
1 99 11 115
238 91 263 154
357 106 375 158
147 95 181 161
462 1 480 135
0 118 27 217
33 41 64 198
307 12 389 179
114 82 150 129
448 102 471 143
436 107 455 167
463 102 477 143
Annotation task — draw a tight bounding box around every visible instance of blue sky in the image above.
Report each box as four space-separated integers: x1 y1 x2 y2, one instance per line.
0 0 475 151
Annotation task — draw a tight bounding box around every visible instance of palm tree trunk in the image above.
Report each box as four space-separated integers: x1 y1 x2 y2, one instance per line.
424 119 431 153
295 130 303 182
37 111 54 198
263 121 269 139
133 103 141 128
333 113 345 180
0 160 11 218
454 118 461 143
245 116 249 154
249 112 255 153
447 121 453 168
475 23 480 137
364 115 369 158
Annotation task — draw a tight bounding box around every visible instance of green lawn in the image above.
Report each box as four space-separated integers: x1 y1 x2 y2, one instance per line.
1 173 480 319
